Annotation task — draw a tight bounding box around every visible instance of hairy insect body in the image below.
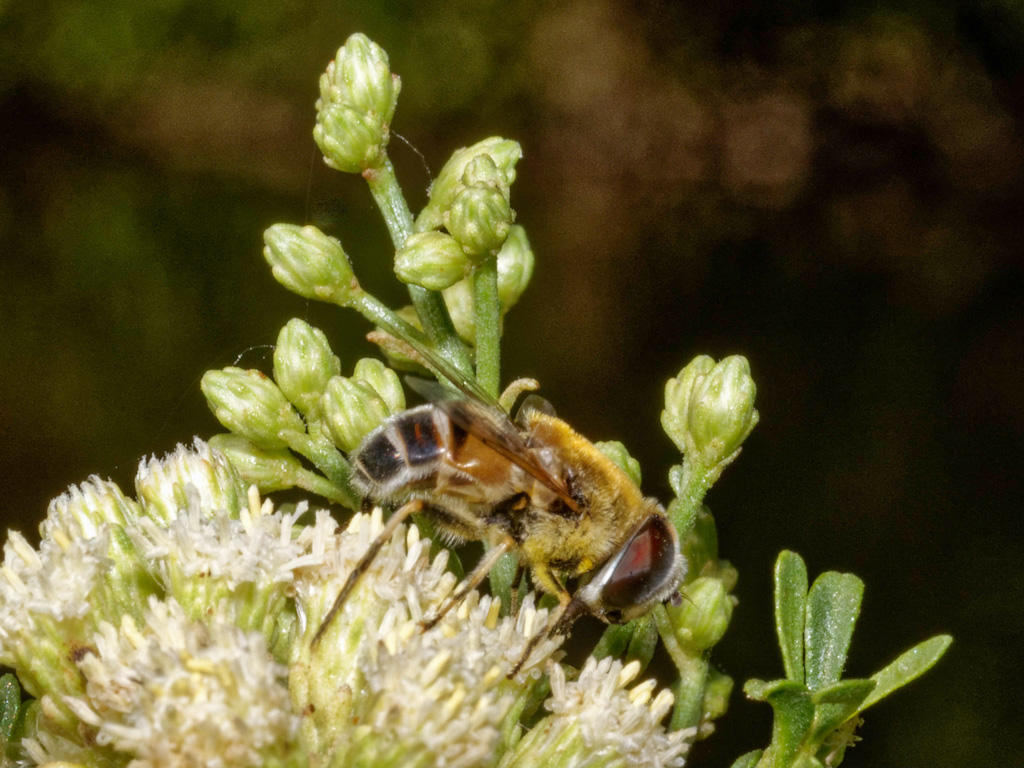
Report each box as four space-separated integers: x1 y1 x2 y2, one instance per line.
349 400 682 621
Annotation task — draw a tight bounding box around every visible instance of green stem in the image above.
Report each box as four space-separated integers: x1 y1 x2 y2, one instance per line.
668 459 714 535
282 427 360 510
293 467 359 507
363 156 474 377
352 292 433 346
364 155 415 245
473 254 501 397
410 285 476 378
653 604 710 732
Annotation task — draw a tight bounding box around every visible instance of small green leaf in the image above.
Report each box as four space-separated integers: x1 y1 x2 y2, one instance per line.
757 680 815 768
859 634 952 712
592 621 637 660
730 750 763 768
0 674 19 743
809 679 875 743
625 614 658 672
804 571 864 690
774 551 809 683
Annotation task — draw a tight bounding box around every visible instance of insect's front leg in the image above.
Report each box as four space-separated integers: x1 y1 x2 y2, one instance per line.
507 567 581 678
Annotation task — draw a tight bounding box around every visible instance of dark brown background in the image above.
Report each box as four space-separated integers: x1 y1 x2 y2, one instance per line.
2 1 1022 764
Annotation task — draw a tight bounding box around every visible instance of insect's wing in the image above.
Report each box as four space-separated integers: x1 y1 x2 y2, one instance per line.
439 398 580 513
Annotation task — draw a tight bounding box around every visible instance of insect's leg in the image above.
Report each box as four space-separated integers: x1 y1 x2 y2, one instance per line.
507 590 586 679
312 498 423 648
420 536 516 631
509 563 526 618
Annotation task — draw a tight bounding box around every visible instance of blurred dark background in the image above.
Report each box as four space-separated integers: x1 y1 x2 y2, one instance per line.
2 1 1022 764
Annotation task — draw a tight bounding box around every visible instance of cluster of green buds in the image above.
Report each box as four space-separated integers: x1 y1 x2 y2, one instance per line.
201 318 405 508
314 33 399 174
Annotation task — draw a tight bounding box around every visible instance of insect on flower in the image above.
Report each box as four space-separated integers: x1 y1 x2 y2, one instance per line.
312 336 685 674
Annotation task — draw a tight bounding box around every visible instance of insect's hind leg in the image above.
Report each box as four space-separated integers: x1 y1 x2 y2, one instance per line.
420 536 516 631
311 498 424 648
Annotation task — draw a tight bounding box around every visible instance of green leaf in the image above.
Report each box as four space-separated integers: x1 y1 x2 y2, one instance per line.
774 551 809 683
859 634 952 712
730 750 763 768
625 614 659 672
809 679 875 743
804 571 863 690
0 674 19 743
757 680 815 768
592 622 637 660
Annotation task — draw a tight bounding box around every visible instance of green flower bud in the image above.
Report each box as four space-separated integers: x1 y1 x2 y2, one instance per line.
441 278 476 343
666 575 735 651
662 355 758 469
135 439 248 523
209 433 305 494
662 355 715 455
462 154 503 189
416 137 522 231
594 441 642 486
445 183 514 258
314 34 400 173
352 358 405 414
314 102 387 173
273 319 341 415
394 231 470 290
442 225 534 343
702 667 734 722
201 368 306 450
319 33 399 124
321 376 392 452
687 355 759 468
495 224 534 309
263 224 362 306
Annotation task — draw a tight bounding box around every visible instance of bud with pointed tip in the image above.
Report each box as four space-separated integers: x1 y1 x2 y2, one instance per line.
352 358 405 414
416 138 522 231
263 224 362 307
662 355 758 470
321 376 392 453
442 225 535 343
666 575 735 652
319 33 399 123
394 231 470 290
314 33 400 173
702 667 734 722
273 320 341 415
445 183 514 259
209 434 306 494
201 368 306 451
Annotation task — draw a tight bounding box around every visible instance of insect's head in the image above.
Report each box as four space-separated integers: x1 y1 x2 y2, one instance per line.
574 505 685 624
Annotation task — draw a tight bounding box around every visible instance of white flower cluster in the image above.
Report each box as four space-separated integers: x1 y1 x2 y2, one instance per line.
51 598 299 768
502 656 693 768
0 439 690 768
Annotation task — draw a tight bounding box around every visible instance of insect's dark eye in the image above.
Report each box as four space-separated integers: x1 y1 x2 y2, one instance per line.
599 515 678 610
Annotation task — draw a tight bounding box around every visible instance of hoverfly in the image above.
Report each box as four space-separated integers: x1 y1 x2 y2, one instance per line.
312 331 685 673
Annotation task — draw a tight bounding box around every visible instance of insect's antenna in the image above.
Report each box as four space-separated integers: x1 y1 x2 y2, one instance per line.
311 499 423 648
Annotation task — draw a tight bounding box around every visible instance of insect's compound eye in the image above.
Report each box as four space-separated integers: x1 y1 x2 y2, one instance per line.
599 515 680 613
